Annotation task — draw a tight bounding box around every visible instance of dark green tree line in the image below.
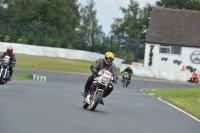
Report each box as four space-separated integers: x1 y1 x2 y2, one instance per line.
0 0 82 48
78 0 103 52
156 0 200 10
111 0 152 61
1 0 200 61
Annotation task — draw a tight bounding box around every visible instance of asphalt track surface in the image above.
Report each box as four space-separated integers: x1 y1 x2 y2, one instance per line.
0 69 200 133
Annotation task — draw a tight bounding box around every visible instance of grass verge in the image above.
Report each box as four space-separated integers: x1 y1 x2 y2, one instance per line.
14 53 128 76
12 73 33 80
15 53 93 74
144 88 200 119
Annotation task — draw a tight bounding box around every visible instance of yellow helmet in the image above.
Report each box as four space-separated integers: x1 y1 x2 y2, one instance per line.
104 52 114 64
127 64 131 69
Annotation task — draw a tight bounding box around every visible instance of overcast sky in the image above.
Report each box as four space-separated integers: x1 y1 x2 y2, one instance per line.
78 0 158 34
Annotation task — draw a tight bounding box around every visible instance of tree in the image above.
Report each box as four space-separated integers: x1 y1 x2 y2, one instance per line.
110 0 154 60
111 0 140 60
0 0 82 48
156 0 200 10
138 4 152 59
78 0 102 52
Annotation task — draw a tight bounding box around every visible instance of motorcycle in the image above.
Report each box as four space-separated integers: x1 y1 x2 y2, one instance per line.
82 69 113 111
0 55 11 85
121 72 130 87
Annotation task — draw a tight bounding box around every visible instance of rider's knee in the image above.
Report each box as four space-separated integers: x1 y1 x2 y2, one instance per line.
107 84 113 91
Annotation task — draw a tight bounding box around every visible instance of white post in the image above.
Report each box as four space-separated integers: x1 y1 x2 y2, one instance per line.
40 76 47 82
33 74 36 80
32 74 47 82
36 75 40 81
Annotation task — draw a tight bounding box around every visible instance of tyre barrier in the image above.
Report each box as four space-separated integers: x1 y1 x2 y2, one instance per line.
29 73 47 82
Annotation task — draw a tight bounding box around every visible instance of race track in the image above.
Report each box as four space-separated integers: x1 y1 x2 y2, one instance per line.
0 69 199 133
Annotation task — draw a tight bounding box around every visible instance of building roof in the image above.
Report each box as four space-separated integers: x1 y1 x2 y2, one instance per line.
146 7 200 47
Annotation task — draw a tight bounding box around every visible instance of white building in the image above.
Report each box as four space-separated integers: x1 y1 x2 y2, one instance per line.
144 7 200 74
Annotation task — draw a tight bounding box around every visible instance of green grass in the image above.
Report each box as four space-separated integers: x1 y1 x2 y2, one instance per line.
145 88 200 119
14 53 127 76
15 53 94 74
12 73 33 80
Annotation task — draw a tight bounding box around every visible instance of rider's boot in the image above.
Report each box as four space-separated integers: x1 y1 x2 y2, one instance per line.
9 71 13 81
121 77 124 82
99 98 104 105
7 75 11 81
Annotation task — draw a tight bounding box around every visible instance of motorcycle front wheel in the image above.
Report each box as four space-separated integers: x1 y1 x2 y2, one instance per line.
123 78 127 87
0 71 5 85
90 90 103 111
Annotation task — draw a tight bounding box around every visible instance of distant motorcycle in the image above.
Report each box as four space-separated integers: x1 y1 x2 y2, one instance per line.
82 69 113 111
0 55 11 85
122 72 130 87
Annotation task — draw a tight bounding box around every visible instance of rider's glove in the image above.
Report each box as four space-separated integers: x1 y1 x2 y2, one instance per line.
91 65 98 75
10 61 16 67
92 68 97 73
113 76 118 84
11 63 16 67
113 79 117 84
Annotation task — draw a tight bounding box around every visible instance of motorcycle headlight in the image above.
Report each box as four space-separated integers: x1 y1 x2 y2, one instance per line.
3 61 9 66
102 76 109 83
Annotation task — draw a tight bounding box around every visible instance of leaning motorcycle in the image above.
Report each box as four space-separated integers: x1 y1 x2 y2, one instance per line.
122 72 130 87
83 69 113 111
0 55 10 85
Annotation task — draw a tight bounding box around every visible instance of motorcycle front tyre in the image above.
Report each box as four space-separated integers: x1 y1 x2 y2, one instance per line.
0 71 5 85
90 90 103 111
123 78 127 87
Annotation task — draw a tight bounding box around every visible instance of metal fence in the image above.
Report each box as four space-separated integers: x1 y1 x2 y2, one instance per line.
80 32 142 61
